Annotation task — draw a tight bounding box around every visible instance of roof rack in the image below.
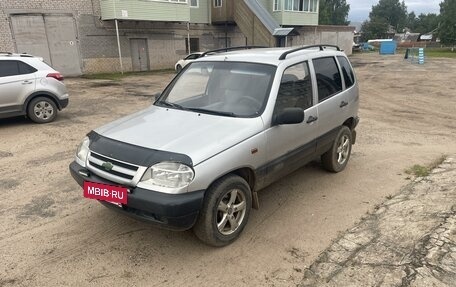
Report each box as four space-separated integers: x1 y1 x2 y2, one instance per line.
279 44 341 60
0 52 35 57
201 46 267 57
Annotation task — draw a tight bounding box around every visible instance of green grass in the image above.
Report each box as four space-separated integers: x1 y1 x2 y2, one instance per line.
424 48 456 58
397 47 456 59
405 155 447 178
405 164 430 177
82 69 175 81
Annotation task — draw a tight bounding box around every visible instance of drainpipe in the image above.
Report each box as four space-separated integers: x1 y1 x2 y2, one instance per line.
113 0 123 74
187 22 191 54
224 3 228 48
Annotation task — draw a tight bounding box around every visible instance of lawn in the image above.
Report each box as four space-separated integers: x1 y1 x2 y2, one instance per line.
424 48 456 58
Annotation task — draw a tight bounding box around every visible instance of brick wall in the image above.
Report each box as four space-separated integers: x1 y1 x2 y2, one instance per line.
0 0 245 73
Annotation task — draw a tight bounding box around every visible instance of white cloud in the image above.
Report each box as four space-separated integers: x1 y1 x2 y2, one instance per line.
347 0 441 22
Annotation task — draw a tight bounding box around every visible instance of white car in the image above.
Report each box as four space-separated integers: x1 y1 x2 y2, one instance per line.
174 52 203 72
0 52 69 123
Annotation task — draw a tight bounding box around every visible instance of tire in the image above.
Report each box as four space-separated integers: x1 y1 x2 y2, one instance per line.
193 175 252 247
176 65 182 73
27 97 58 124
321 126 352 173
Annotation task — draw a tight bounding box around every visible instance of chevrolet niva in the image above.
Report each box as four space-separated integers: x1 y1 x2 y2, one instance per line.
70 45 359 246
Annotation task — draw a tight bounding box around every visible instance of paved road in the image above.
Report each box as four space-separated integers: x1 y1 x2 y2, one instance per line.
301 156 456 286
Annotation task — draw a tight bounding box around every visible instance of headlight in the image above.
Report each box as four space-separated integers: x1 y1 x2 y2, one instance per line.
139 162 194 191
75 137 90 166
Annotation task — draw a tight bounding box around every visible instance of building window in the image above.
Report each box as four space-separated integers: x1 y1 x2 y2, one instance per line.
273 0 280 11
169 0 188 3
214 0 222 8
284 0 318 12
190 0 198 7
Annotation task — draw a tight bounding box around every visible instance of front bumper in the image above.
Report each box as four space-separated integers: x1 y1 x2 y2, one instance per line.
69 161 204 231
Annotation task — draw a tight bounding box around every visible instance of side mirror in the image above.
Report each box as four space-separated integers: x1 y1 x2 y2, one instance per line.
153 92 161 101
274 107 304 125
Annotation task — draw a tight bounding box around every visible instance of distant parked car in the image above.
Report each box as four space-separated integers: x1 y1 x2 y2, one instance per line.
175 52 204 73
0 53 68 123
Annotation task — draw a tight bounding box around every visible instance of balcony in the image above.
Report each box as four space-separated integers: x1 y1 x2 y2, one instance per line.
100 0 190 22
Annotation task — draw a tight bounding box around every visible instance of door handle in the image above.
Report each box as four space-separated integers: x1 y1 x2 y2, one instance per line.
306 116 318 124
340 101 348 108
22 80 33 85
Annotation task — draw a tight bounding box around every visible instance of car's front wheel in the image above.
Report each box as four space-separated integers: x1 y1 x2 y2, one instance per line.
193 175 252 247
321 126 352 172
27 97 58 123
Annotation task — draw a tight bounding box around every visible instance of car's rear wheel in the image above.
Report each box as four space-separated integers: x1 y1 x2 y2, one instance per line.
193 175 252 247
27 97 58 123
321 126 352 172
176 64 182 73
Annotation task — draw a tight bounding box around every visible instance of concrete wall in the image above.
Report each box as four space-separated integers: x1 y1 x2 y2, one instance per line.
290 25 355 55
78 18 246 73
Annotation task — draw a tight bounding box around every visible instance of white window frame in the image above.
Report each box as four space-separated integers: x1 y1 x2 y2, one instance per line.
154 0 188 3
273 0 280 11
190 0 199 7
283 0 318 12
214 0 222 8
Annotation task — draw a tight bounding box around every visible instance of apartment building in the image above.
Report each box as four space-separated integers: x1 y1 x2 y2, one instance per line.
0 0 354 76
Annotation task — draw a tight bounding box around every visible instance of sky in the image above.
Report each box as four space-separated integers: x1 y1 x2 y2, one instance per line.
347 0 442 22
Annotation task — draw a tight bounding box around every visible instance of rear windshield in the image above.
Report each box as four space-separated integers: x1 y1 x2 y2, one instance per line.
156 61 277 118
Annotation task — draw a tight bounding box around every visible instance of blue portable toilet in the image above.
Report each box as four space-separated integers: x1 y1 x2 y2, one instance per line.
379 41 397 55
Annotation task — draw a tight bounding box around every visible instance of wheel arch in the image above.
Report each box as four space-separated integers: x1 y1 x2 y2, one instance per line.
23 91 62 113
343 115 360 129
204 167 259 209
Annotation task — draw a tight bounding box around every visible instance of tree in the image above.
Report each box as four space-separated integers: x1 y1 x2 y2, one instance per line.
361 17 390 41
438 0 456 45
414 13 440 34
406 12 417 31
319 0 350 25
361 0 408 40
369 0 408 32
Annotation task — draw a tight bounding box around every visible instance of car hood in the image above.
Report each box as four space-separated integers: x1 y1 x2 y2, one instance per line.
94 106 265 165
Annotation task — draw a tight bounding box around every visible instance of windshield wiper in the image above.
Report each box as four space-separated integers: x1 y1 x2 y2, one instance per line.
187 108 237 117
157 101 188 110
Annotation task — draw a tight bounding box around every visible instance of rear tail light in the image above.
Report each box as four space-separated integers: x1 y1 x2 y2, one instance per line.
47 72 64 81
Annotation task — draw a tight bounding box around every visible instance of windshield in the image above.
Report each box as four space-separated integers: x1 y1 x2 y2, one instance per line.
156 61 276 117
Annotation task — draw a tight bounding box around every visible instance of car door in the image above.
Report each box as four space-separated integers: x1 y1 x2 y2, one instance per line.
0 60 36 113
261 61 319 187
311 56 347 154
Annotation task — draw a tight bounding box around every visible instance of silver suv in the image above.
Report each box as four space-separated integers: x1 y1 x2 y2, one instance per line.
0 53 69 123
70 45 359 246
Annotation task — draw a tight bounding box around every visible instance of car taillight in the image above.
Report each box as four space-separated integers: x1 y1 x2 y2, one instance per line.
47 72 64 81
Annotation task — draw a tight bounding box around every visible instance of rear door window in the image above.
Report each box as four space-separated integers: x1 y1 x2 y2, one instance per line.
18 61 37 74
337 56 355 88
313 57 343 102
